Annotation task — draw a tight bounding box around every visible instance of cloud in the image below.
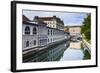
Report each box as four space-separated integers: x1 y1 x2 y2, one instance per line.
23 10 88 26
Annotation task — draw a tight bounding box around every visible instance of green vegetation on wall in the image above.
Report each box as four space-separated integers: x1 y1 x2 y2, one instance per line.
83 50 91 60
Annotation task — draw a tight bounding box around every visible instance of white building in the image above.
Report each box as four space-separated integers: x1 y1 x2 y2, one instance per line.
47 27 66 44
22 15 68 51
22 21 48 50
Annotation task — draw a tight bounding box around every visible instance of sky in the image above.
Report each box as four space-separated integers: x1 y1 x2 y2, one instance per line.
23 10 89 26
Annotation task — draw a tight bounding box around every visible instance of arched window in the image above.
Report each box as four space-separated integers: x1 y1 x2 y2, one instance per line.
26 41 29 47
25 26 30 34
33 27 37 35
33 40 36 45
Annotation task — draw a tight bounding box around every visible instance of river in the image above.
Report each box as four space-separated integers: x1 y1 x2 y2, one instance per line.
23 39 91 62
60 41 84 61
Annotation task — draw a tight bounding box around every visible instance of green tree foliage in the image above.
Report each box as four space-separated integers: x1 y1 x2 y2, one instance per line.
81 14 91 41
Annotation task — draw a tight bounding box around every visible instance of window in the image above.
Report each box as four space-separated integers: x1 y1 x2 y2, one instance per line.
33 27 37 35
34 40 36 45
51 30 52 35
26 41 29 47
51 38 52 42
48 29 49 35
53 30 54 35
25 26 30 34
48 39 49 42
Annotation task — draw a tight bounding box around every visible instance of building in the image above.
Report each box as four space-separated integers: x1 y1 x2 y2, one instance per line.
47 27 66 44
22 20 47 50
64 26 82 36
22 15 68 51
33 16 64 30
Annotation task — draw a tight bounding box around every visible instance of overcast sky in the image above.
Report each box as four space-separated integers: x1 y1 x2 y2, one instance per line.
23 10 89 26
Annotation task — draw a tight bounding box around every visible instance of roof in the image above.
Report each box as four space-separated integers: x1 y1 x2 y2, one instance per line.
23 15 30 21
23 21 47 27
36 17 54 21
47 27 64 32
33 16 64 24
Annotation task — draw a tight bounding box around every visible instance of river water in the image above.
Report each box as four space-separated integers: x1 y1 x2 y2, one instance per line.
60 41 84 61
23 40 91 62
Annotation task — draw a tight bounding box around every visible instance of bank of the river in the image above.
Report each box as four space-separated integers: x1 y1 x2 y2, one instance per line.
81 39 91 60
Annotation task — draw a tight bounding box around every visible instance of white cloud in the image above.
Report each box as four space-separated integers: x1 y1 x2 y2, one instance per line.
23 10 88 26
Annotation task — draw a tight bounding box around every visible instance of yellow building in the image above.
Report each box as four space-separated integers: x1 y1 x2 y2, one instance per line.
64 26 81 36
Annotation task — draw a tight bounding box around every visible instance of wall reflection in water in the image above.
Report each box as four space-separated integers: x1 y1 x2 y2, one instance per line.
23 41 70 62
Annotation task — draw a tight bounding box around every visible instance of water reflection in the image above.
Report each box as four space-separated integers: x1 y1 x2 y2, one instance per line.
69 41 82 49
23 41 70 62
60 41 84 61
23 40 90 62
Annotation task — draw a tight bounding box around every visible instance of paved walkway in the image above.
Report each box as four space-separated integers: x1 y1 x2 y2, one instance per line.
82 34 91 49
82 39 91 54
83 39 91 49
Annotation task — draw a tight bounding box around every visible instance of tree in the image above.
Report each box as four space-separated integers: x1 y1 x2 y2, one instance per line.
81 14 91 42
